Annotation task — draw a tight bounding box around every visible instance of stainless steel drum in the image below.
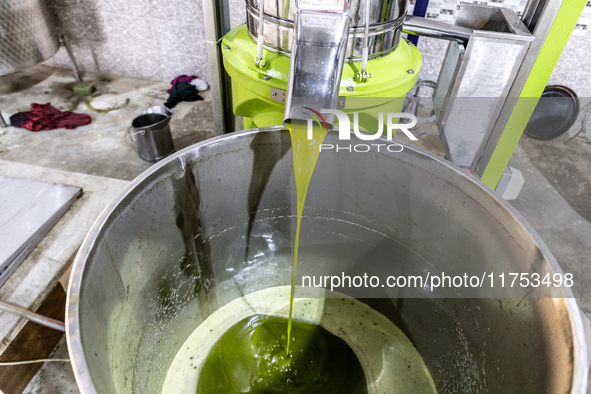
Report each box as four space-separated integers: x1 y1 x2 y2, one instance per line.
67 127 589 393
0 0 60 76
246 0 407 60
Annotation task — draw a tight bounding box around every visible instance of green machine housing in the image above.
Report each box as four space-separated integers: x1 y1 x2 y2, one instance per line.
222 25 422 130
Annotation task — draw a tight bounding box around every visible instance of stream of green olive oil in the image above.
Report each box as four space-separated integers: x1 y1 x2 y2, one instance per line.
285 119 327 356
195 120 362 394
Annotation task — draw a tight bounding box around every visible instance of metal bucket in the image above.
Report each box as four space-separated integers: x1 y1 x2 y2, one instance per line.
67 127 589 393
128 113 175 163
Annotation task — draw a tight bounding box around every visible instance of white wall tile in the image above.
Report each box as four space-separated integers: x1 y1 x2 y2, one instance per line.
44 0 591 97
45 0 209 82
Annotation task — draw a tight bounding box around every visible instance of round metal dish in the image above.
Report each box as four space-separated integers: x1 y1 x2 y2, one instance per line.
525 85 580 140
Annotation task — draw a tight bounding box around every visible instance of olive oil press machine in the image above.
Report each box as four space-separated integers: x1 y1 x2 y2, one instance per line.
202 0 585 193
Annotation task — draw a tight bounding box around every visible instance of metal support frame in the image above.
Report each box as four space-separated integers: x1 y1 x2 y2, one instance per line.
430 5 534 171
61 35 83 83
0 110 7 128
522 0 550 31
407 0 431 46
359 0 371 82
476 0 586 187
403 0 584 189
202 0 235 136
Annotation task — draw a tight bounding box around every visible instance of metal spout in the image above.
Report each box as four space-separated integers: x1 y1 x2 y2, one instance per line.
283 1 352 129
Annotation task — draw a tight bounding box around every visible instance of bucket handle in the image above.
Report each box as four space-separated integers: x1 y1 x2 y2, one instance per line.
126 126 146 144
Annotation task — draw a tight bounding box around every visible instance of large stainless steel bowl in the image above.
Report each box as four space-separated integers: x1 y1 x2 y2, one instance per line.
67 127 589 393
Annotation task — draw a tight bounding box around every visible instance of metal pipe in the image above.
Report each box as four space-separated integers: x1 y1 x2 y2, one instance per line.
0 300 65 332
202 0 234 135
283 2 352 128
0 110 7 128
255 0 265 66
61 35 82 83
360 0 370 80
402 15 472 44
521 0 548 32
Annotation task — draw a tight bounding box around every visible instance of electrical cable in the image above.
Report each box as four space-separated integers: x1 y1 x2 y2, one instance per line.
0 302 69 368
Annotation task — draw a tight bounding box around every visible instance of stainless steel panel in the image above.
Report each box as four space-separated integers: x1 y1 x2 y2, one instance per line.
0 0 60 76
67 127 587 394
0 176 81 286
434 4 533 170
474 0 564 178
284 8 351 126
246 0 406 26
245 0 406 61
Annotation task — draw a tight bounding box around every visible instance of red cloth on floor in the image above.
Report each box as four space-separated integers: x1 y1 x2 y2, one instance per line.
10 103 91 131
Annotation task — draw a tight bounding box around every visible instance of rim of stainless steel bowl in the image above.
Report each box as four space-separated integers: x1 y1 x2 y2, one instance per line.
140 106 174 118
131 113 171 130
66 126 589 394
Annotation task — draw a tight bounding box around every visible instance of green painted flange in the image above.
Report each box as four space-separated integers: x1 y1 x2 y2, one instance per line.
222 24 422 129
